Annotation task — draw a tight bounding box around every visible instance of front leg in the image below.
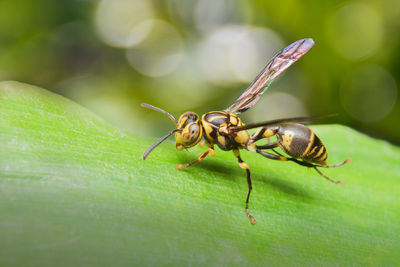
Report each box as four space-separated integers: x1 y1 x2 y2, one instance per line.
176 147 215 170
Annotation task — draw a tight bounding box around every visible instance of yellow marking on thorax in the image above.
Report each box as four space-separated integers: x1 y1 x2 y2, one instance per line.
217 136 226 146
234 130 249 145
218 123 229 135
229 113 238 125
203 122 214 135
201 121 216 145
233 116 249 146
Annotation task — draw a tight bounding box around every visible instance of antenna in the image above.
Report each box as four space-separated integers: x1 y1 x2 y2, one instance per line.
141 103 177 125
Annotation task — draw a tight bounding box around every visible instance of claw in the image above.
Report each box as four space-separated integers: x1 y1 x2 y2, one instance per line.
249 215 256 224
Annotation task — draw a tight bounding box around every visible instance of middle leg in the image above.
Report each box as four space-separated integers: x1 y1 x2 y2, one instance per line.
233 149 256 224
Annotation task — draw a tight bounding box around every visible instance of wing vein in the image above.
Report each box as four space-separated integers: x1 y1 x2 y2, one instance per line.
226 38 315 114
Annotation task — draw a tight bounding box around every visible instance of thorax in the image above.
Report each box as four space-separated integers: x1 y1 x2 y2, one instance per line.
201 111 249 150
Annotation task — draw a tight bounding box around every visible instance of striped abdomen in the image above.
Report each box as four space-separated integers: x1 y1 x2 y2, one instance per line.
276 123 327 164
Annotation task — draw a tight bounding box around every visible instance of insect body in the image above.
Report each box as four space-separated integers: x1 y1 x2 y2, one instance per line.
202 111 249 151
274 124 328 163
253 123 328 163
142 38 350 224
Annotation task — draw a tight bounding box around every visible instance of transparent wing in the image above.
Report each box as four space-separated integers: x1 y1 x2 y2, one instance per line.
229 114 336 133
226 38 315 114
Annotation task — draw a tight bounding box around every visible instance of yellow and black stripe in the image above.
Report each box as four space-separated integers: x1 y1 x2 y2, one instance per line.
276 123 328 164
202 111 249 151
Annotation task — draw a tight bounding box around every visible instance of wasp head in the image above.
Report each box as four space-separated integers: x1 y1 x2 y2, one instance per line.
175 112 202 150
141 103 203 160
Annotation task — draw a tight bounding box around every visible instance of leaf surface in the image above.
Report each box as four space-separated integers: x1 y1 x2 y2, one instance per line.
1 81 399 266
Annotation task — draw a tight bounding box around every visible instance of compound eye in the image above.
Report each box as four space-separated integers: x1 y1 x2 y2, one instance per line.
182 123 200 145
183 123 199 144
188 123 200 137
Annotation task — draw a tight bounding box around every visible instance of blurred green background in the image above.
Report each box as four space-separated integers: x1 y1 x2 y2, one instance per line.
1 0 399 144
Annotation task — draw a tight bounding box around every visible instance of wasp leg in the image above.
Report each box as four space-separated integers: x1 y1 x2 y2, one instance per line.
250 126 279 143
312 159 352 169
257 151 347 185
256 142 278 150
233 149 256 224
313 167 345 184
250 128 265 142
260 152 350 184
176 147 215 170
255 148 289 162
288 158 350 184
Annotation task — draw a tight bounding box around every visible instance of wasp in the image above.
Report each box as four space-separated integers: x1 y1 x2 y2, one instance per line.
141 38 350 224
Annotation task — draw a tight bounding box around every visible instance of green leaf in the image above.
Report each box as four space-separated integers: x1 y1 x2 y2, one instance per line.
1 81 399 266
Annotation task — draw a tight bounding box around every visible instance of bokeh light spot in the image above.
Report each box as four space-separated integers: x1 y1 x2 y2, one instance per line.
95 0 154 48
230 28 283 83
248 92 308 123
194 0 253 34
167 0 197 26
326 3 383 60
340 64 397 122
126 19 184 77
198 25 282 86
